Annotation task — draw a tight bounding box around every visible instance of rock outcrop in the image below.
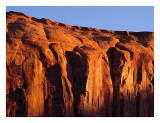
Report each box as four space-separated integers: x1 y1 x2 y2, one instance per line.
6 11 154 117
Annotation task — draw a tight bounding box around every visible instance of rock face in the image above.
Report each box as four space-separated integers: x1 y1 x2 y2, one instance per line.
6 11 154 117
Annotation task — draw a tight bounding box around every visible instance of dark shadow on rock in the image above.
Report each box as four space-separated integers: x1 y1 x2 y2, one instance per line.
65 50 88 116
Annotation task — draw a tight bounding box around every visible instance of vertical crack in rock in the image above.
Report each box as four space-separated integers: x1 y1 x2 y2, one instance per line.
48 43 74 116
65 48 89 116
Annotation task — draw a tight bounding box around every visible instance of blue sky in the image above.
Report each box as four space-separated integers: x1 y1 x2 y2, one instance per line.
6 6 154 32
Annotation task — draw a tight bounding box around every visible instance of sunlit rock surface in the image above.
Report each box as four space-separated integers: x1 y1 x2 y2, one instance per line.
6 11 154 117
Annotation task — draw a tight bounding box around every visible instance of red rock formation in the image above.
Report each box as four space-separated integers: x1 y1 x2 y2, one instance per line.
6 11 154 117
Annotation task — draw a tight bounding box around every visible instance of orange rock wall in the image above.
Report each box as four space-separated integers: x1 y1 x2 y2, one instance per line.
6 11 154 117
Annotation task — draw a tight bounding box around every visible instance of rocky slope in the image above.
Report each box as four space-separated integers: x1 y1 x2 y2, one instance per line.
6 11 154 117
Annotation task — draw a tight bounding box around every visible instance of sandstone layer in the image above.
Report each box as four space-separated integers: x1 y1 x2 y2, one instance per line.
6 11 154 117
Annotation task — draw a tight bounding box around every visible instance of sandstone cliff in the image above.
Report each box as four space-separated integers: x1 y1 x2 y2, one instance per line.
6 11 154 117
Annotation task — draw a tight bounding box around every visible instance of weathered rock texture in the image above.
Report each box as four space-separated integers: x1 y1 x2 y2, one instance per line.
6 11 154 117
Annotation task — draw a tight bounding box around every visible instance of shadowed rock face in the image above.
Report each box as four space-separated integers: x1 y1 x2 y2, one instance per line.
6 11 154 117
